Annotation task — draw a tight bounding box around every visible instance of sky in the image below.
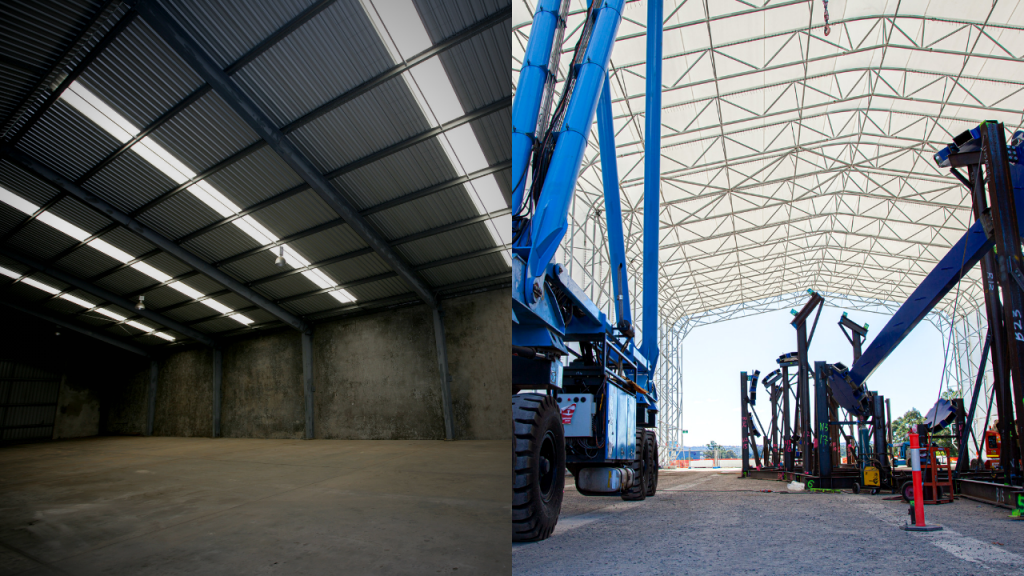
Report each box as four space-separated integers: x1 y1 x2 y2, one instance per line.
678 305 950 448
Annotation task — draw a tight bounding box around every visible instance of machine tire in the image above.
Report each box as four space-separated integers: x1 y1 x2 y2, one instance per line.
644 430 658 497
852 482 861 495
621 430 647 501
900 481 915 503
512 394 565 542
871 488 880 496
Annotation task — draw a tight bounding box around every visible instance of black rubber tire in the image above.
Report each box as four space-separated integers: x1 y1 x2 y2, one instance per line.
512 394 565 542
621 430 647 501
871 488 880 496
900 481 915 503
644 430 658 497
852 482 861 495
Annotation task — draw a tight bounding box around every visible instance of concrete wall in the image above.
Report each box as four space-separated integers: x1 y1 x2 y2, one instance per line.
101 369 148 436
53 375 100 440
103 288 508 441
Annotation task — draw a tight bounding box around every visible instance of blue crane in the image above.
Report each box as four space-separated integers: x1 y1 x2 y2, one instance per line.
512 0 664 541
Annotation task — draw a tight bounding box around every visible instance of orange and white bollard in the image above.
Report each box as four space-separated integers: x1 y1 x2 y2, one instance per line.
901 431 942 532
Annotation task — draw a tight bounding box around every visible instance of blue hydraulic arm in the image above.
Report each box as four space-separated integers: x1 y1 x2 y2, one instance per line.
641 0 663 373
510 0 565 214
829 124 1024 416
597 73 632 333
522 0 625 304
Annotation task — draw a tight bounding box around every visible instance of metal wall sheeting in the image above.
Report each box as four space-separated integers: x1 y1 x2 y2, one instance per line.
0 360 61 443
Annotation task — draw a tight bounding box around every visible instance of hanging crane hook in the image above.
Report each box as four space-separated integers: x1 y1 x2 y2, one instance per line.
823 0 831 36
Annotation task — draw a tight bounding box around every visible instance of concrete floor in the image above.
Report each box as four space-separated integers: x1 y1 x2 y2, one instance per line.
0 437 508 575
514 470 1024 575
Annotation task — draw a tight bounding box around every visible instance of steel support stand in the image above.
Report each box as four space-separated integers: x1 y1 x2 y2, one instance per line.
741 371 750 477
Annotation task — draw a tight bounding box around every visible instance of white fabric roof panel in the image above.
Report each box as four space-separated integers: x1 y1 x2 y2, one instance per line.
514 0 1023 323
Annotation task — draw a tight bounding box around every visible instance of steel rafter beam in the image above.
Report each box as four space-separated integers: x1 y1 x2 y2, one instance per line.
0 245 215 347
4 8 137 148
0 297 154 359
5 148 311 333
137 0 442 308
0 0 120 136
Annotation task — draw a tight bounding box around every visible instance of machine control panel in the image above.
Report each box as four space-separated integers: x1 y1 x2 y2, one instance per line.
557 394 595 437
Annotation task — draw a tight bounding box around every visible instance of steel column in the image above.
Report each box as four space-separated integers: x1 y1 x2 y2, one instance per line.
302 330 314 440
146 360 158 436
597 74 631 330
814 361 831 477
213 348 222 438
5 150 310 334
136 0 437 309
433 307 455 440
0 245 216 347
783 364 793 472
958 332 991 475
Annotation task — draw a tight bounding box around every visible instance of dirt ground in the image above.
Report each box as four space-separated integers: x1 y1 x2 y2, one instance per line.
513 469 1024 575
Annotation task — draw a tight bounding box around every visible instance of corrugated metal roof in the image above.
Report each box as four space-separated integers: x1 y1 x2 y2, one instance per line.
55 248 121 280
317 252 391 284
251 273 314 301
16 99 122 183
8 221 80 260
289 76 431 173
233 0 394 127
83 149 178 214
440 22 510 113
139 283 191 310
187 315 239 334
285 224 366 263
471 108 511 166
181 223 263 263
1 0 126 137
249 188 337 238
420 252 507 286
414 0 505 42
141 252 193 279
0 204 25 238
368 185 479 240
94 266 157 297
49 196 112 235
345 276 410 301
138 190 224 240
0 160 61 206
334 138 459 209
78 18 205 129
203 146 304 208
100 227 158 259
163 0 315 71
220 251 288 284
148 91 259 173
281 291 344 315
396 222 495 266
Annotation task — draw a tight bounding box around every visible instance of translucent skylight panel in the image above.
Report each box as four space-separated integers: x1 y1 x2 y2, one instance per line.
0 186 41 215
235 216 277 246
59 293 95 308
133 137 197 184
131 262 171 283
154 332 176 341
0 266 22 279
190 181 241 217
228 313 255 325
471 175 507 214
168 281 204 300
203 299 234 315
409 57 464 125
95 307 127 321
88 239 134 264
445 125 489 173
331 289 357 304
367 0 432 60
35 213 92 242
62 83 139 143
126 320 155 333
20 277 60 295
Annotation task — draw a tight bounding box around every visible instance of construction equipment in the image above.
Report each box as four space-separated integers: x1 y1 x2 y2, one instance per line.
512 0 664 542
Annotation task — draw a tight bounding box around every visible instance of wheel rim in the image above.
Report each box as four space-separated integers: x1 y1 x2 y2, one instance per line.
539 430 556 502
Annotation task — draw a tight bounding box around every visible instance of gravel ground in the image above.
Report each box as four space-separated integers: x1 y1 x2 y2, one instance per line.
513 470 1024 575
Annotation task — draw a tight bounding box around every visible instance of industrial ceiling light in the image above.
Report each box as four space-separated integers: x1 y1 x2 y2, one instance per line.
136 295 145 311
275 246 286 267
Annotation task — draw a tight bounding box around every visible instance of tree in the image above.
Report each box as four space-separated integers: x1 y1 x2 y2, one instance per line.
721 449 737 459
892 409 924 445
703 441 722 459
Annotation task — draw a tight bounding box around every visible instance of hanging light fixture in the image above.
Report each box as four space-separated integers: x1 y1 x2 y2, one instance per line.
136 295 145 311
275 246 286 267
